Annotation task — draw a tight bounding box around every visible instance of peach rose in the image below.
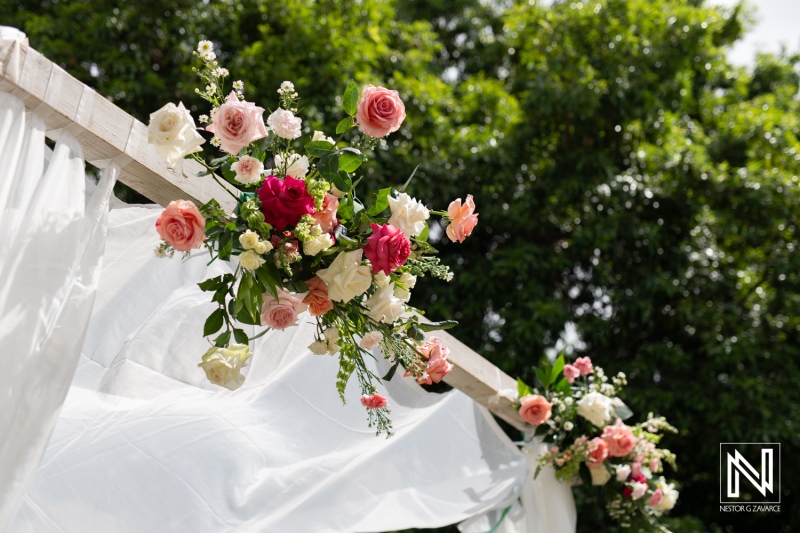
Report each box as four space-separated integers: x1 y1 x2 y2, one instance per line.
446 194 478 243
206 91 268 155
260 288 308 330
304 276 333 317
586 437 609 467
518 394 552 426
601 421 637 457
155 200 206 251
313 194 339 233
356 85 406 138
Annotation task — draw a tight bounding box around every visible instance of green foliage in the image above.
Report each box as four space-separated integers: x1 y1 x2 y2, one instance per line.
5 0 798 530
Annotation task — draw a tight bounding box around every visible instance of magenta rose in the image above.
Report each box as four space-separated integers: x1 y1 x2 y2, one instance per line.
356 85 406 138
155 200 206 251
363 223 410 275
206 91 268 155
313 193 339 233
257 176 315 230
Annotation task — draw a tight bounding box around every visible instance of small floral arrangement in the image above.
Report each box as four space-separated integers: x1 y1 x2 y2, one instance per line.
146 40 478 436
516 355 680 530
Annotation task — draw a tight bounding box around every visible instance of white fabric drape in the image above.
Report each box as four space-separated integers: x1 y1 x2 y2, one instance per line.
0 90 117 530
8 206 530 532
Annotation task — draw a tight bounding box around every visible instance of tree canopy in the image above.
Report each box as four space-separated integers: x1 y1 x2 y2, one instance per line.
3 0 797 531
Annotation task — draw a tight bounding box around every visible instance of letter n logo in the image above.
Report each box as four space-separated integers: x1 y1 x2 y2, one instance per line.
720 443 780 504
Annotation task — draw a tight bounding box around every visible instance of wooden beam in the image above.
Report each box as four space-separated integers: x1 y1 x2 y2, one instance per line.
0 38 238 212
1 37 527 431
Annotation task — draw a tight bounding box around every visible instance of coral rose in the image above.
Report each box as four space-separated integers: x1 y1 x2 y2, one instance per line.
155 200 206 252
304 276 333 317
356 85 406 138
260 288 308 330
602 421 637 457
363 223 410 275
360 393 389 409
586 437 609 467
518 394 552 426
446 194 479 243
313 193 339 233
206 92 268 155
257 175 315 230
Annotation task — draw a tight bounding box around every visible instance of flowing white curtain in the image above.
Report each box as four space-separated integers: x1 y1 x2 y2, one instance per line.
8 205 530 532
0 89 117 530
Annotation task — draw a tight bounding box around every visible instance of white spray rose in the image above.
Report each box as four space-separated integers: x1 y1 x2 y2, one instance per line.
631 482 648 500
198 344 252 391
239 229 260 250
302 233 333 256
239 249 265 271
577 391 615 427
651 477 679 514
316 249 372 303
273 152 310 179
231 155 265 185
147 102 205 166
393 285 411 302
616 464 632 482
267 108 302 139
253 240 273 255
312 130 335 144
388 192 430 238
365 283 405 324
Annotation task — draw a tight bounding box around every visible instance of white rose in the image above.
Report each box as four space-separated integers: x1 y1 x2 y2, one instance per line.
147 102 205 166
651 477 679 514
274 152 310 179
267 108 302 139
231 155 265 185
616 464 631 482
254 240 273 255
365 283 405 324
239 249 265 271
631 481 648 501
302 233 333 256
308 340 329 355
589 465 612 486
373 272 391 288
312 130 335 144
197 344 252 391
239 229 260 250
577 392 615 427
316 249 372 303
393 285 411 302
360 331 383 350
388 192 430 238
399 272 417 289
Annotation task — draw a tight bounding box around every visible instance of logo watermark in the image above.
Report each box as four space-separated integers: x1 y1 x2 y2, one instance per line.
720 443 781 513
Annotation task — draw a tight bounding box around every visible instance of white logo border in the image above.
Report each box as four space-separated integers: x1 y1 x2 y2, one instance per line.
719 442 781 504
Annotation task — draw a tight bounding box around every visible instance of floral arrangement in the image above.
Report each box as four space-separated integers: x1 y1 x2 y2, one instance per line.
515 355 680 530
146 40 478 436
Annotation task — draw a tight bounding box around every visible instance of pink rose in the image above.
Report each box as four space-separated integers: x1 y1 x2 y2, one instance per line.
363 223 410 275
446 194 479 243
518 394 552 426
648 488 663 507
631 461 642 477
586 437 609 467
413 337 453 385
650 458 661 473
257 176 315 230
356 85 406 138
206 92 268 155
574 356 593 375
313 194 339 233
304 276 333 317
601 421 637 457
563 364 580 384
419 336 450 361
155 200 206 251
260 288 308 330
360 393 388 409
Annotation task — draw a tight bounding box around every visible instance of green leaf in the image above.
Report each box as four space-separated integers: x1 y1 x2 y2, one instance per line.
214 330 231 347
233 328 249 345
615 404 635 421
555 379 572 394
203 308 225 337
408 326 425 341
416 319 458 332
333 170 353 193
417 222 429 242
517 377 533 398
550 353 565 384
195 167 213 177
399 164 420 193
338 148 363 173
255 263 280 300
305 140 336 157
337 196 354 221
336 117 353 134
317 153 339 180
367 187 392 216
535 367 550 389
198 276 223 292
343 80 359 116
218 231 233 261
381 361 400 381
210 155 229 167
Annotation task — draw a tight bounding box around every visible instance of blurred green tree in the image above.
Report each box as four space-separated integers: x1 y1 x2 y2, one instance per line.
2 0 797 531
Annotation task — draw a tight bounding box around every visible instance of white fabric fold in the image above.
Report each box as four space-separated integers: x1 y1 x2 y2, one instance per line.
0 90 117 531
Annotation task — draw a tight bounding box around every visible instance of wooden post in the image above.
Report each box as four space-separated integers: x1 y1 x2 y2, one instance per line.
1 37 527 431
